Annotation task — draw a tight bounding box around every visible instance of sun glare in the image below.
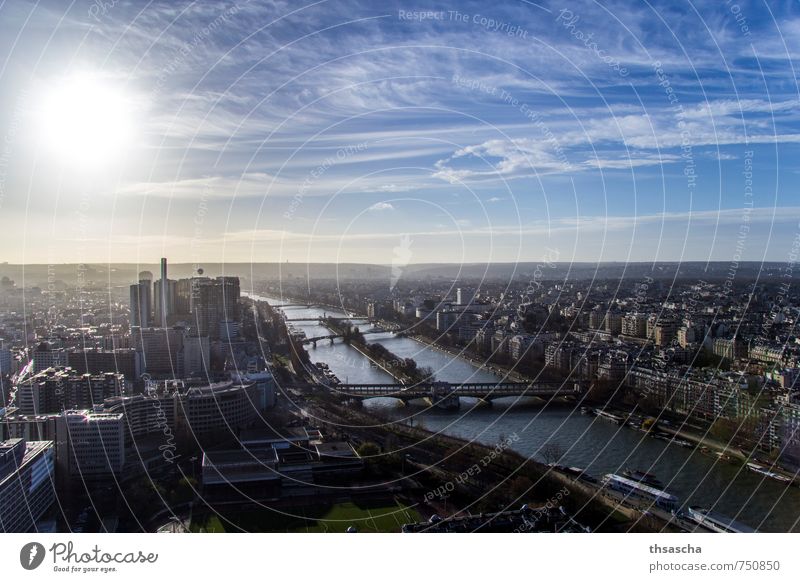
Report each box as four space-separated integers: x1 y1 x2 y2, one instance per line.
38 74 134 168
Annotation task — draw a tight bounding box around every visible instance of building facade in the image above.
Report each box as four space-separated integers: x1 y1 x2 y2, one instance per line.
0 438 55 532
55 410 125 478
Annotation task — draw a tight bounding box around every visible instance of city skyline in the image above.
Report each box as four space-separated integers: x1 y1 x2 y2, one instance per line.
3 260 800 534
0 0 799 264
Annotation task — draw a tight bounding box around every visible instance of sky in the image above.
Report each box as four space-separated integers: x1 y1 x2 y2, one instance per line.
0 0 799 265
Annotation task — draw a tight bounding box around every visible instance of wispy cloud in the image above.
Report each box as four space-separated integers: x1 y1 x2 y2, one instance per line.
2 0 800 261
368 201 395 211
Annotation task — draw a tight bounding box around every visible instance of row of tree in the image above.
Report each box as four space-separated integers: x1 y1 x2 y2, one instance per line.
329 319 435 384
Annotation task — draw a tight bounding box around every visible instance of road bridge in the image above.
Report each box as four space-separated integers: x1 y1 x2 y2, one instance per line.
330 381 585 409
299 329 388 346
285 317 368 322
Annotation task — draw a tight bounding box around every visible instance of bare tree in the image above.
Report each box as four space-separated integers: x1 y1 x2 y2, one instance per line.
541 442 564 466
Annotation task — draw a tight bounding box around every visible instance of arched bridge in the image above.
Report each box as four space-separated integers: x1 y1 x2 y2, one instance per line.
299 334 340 346
284 316 369 322
330 381 585 409
299 328 388 346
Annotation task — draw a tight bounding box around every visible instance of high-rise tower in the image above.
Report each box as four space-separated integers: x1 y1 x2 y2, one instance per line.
129 280 151 328
160 258 167 328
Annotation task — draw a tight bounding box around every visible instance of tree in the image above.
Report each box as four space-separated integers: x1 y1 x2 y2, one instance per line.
125 477 166 510
403 357 417 372
709 418 736 443
356 442 380 457
416 366 435 383
540 442 564 465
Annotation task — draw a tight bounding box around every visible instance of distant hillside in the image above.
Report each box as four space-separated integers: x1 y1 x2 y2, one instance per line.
0 261 791 287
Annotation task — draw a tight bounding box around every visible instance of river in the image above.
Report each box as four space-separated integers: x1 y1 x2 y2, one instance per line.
254 294 800 532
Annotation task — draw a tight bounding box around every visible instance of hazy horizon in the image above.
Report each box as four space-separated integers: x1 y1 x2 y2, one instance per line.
0 259 789 267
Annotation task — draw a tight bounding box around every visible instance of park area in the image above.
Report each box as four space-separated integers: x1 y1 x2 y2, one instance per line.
189 499 421 533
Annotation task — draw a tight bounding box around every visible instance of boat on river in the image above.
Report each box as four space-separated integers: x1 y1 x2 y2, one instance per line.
601 473 679 511
652 432 693 448
685 506 756 533
594 409 625 424
622 469 664 489
746 463 793 484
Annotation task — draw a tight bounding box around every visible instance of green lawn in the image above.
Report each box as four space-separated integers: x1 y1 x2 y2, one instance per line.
190 499 421 533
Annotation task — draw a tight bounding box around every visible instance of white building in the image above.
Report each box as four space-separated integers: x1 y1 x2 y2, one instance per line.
56 410 125 478
456 287 477 306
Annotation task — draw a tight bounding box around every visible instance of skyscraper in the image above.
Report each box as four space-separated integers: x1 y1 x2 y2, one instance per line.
157 257 169 328
154 279 176 328
174 278 193 316
129 280 152 328
190 276 240 338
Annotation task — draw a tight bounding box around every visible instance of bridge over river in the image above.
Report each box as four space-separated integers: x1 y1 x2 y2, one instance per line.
285 316 368 322
297 327 388 346
329 380 585 409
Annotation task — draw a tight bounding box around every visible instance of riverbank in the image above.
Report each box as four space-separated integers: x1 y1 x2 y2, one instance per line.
407 328 800 487
657 423 800 486
594 401 800 487
408 334 527 383
302 393 674 532
347 341 407 385
594 399 800 492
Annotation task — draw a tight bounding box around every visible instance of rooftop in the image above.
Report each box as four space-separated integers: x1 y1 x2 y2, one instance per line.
0 439 53 489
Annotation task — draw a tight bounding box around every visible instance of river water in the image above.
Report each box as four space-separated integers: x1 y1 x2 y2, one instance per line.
256 294 800 532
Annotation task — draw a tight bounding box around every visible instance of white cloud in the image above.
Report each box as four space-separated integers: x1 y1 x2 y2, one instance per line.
115 173 278 200
221 206 800 243
368 202 395 211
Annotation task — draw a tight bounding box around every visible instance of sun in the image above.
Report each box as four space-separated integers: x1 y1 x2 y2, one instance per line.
38 74 134 168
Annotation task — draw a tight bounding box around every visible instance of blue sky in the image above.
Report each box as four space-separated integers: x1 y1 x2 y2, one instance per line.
0 0 799 264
